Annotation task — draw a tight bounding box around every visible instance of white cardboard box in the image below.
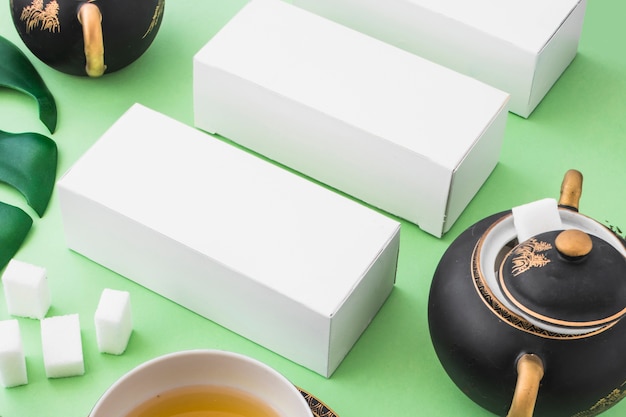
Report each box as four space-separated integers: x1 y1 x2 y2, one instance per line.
193 0 510 238
293 0 587 118
57 104 401 377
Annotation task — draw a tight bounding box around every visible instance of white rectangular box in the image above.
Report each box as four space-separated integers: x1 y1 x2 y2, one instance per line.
293 0 587 118
193 0 510 237
57 104 401 377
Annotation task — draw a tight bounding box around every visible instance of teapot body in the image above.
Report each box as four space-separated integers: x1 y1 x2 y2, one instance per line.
10 0 164 76
428 211 626 417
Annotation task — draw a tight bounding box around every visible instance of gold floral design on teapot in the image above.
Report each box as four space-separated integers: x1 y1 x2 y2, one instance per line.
20 0 60 33
511 238 552 276
571 381 626 417
143 0 164 39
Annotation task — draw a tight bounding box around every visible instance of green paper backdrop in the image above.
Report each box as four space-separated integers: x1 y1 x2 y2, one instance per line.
1 1 625 416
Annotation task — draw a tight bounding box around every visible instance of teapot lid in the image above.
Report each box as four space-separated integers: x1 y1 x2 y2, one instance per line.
498 229 626 328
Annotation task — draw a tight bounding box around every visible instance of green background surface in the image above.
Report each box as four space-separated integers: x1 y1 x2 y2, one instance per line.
1 1 625 416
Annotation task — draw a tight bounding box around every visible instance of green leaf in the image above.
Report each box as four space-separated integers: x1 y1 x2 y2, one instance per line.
0 35 57 134
0 201 32 271
0 130 58 217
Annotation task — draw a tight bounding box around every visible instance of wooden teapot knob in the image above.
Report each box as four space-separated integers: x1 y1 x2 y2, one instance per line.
555 229 593 259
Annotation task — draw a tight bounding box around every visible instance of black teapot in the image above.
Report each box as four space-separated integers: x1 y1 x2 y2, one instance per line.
428 170 626 417
10 0 165 77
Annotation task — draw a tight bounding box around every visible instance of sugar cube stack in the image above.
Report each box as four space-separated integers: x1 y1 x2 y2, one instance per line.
512 198 564 243
1 259 51 319
40 314 84 378
94 289 132 355
0 319 28 388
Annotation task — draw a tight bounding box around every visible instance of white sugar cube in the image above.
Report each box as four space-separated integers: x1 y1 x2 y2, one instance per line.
0 320 28 388
1 259 51 319
40 314 84 378
512 198 563 243
94 289 132 355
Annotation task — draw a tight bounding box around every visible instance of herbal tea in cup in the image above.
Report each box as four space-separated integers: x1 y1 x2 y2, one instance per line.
125 384 280 417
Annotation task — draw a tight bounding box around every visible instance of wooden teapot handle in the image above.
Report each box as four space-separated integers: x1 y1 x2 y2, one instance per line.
77 2 106 77
558 169 583 211
506 354 545 417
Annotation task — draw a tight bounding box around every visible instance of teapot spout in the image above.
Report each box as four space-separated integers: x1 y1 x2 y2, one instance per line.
77 2 106 77
506 354 544 417
558 169 583 212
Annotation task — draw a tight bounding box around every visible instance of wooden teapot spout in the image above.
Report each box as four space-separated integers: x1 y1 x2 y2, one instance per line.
558 169 583 211
507 354 545 417
78 2 106 77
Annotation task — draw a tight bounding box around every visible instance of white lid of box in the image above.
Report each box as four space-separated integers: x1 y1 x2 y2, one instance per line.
198 0 508 171
59 104 400 316
407 0 581 52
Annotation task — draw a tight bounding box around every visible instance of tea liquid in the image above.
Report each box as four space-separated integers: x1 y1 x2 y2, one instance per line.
125 384 282 417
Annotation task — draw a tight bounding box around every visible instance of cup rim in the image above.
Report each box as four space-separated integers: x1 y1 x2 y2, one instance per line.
89 349 314 417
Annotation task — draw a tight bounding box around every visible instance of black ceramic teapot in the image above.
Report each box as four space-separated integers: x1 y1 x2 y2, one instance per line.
428 170 626 417
10 0 164 77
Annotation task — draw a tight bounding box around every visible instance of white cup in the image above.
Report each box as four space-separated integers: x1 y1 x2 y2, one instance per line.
90 349 313 417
